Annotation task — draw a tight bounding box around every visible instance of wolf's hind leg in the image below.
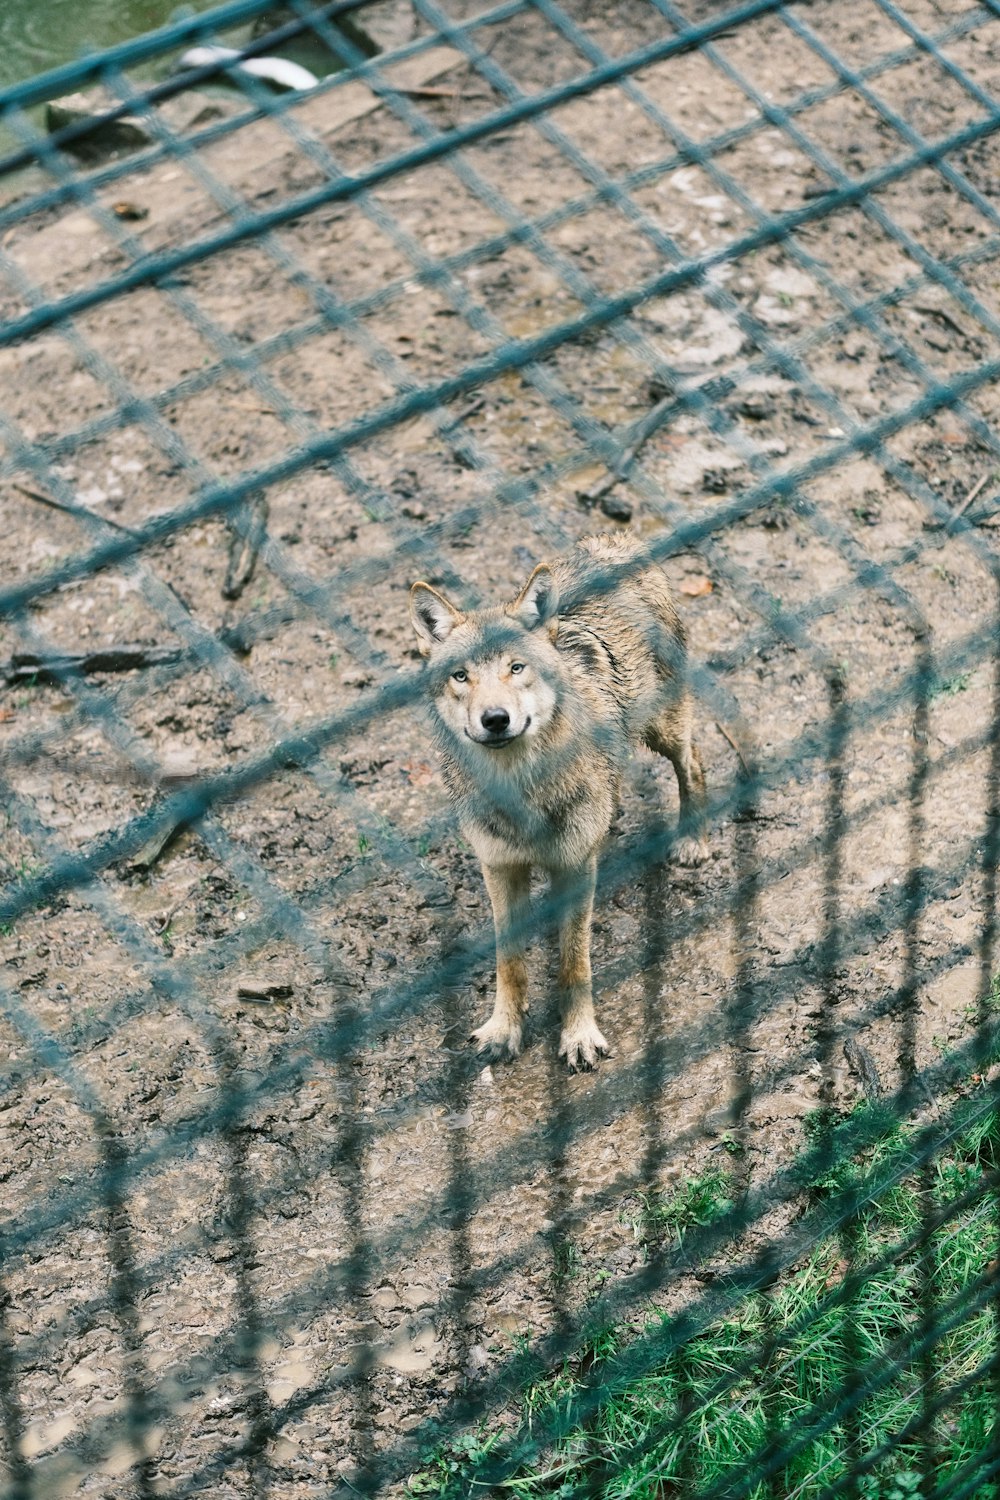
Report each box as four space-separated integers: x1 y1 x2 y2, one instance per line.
472 863 532 1061
552 855 609 1070
645 703 709 867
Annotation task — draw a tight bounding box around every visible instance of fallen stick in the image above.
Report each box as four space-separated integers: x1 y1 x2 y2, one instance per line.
913 303 967 339
3 645 184 685
12 481 138 536
714 718 751 774
950 471 989 523
578 375 735 507
843 1036 882 1102
223 494 268 601
129 818 190 874
398 85 461 98
923 476 1000 532
220 599 301 654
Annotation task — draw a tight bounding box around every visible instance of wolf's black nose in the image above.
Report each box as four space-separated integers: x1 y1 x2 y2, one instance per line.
481 707 511 733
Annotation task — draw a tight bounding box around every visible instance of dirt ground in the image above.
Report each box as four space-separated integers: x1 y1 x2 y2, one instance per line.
2 0 1000 1494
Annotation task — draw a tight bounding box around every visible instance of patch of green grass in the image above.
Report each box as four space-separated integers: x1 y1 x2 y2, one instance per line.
631 1168 732 1251
405 1426 503 1495
407 1105 1000 1500
551 1236 582 1286
931 670 972 699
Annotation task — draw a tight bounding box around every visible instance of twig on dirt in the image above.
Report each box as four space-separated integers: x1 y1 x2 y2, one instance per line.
913 303 967 338
442 394 486 430
714 719 750 774
2 645 185 686
11 481 138 536
235 976 295 1004
223 493 268 601
442 394 487 467
447 31 500 123
579 375 736 508
923 474 1000 532
955 472 990 518
152 863 219 935
129 816 191 874
220 599 302 655
0 749 201 786
398 84 461 98
578 400 671 507
843 1036 882 1102
226 398 277 415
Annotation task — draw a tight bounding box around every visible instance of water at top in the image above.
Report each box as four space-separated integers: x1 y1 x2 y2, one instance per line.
0 0 227 93
0 1 354 193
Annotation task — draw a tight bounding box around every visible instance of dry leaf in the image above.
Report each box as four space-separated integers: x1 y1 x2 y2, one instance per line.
824 1257 849 1289
401 760 435 787
679 575 713 598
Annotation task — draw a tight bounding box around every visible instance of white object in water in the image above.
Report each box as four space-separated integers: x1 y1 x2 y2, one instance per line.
178 44 319 92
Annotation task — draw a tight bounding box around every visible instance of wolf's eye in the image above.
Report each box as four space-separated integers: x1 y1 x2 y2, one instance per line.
451 669 468 684
510 662 525 675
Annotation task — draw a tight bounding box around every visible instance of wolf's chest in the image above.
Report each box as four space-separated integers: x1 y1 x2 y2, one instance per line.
455 764 618 869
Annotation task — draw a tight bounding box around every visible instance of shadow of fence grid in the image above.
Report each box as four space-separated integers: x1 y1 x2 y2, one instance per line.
1 0 1000 1495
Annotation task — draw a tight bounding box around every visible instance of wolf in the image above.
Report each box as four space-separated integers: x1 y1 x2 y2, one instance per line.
409 533 707 1070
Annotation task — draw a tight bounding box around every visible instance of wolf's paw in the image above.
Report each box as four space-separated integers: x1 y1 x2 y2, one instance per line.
558 1020 609 1072
671 834 708 868
471 1015 523 1062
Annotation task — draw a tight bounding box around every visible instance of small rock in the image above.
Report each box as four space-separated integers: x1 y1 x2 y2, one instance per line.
340 667 374 689
737 394 774 420
702 468 732 494
46 90 152 163
157 93 230 134
607 1245 638 1270
600 491 633 522
476 1066 494 1088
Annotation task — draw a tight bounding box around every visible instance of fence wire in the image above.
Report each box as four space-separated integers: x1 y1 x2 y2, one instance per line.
1 0 1000 1496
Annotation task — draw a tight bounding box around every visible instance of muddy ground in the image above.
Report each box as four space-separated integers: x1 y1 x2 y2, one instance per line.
1 0 1000 1495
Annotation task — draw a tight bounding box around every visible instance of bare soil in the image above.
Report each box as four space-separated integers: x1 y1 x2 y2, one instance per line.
1 1 1000 1495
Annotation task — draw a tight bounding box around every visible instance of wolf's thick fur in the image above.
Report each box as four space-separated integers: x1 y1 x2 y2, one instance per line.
409 533 707 1069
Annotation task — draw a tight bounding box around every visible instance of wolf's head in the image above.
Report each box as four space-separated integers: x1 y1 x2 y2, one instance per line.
409 564 562 751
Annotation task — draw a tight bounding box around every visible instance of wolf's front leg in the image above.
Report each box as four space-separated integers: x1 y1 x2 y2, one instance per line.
552 855 608 1070
472 863 532 1061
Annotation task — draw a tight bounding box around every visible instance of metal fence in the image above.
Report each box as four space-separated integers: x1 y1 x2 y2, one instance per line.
1 0 1000 1495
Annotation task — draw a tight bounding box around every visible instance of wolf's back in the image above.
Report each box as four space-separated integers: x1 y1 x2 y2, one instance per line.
552 534 686 728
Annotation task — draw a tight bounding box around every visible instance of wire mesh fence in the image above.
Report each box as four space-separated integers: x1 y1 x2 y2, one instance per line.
1 0 1000 1495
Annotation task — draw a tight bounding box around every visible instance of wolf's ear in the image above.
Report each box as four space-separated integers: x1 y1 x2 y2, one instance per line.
410 582 464 656
512 563 559 632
